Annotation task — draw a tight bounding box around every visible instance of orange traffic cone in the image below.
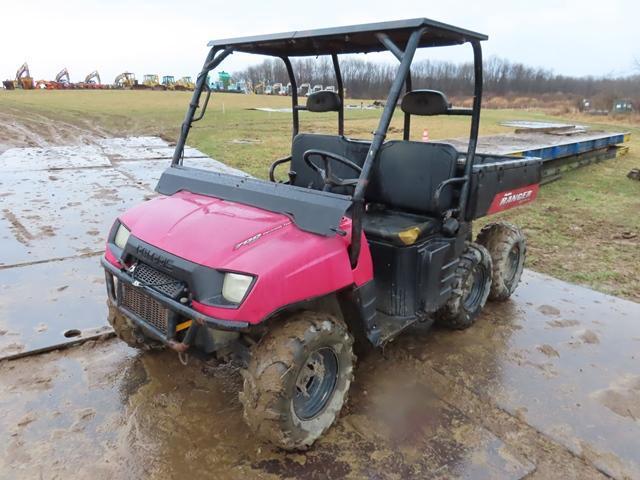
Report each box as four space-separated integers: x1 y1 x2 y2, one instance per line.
422 128 429 142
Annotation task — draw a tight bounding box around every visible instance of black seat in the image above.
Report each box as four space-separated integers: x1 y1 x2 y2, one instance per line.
363 140 459 245
362 209 440 246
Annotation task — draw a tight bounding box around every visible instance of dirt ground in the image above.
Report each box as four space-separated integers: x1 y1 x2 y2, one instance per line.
2 270 640 479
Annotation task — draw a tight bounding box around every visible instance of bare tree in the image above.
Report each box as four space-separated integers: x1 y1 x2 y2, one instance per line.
233 56 640 103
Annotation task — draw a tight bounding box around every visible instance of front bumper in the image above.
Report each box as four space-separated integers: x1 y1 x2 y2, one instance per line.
102 256 248 347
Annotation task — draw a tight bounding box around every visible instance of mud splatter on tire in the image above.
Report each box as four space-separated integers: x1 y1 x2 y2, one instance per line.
240 311 355 450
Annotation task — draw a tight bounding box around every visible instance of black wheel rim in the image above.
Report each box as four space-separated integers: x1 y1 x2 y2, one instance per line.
463 264 488 310
293 347 339 420
505 245 520 284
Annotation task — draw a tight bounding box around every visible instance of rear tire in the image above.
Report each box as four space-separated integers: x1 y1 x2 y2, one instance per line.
435 242 492 330
240 311 355 451
106 301 164 351
476 222 526 301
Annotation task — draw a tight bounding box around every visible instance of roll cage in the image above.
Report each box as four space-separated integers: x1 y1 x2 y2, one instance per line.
165 18 487 266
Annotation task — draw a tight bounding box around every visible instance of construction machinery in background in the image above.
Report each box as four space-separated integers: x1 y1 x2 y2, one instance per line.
114 72 138 89
143 74 166 90
217 71 231 90
612 99 634 114
3 62 34 89
36 68 73 89
252 82 265 94
55 68 71 87
16 63 34 89
175 76 195 91
297 83 311 97
162 75 176 90
80 71 102 89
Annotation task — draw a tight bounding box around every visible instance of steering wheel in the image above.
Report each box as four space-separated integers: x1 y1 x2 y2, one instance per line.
303 149 362 191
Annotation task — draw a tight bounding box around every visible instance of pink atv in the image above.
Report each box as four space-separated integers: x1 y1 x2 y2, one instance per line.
102 18 541 450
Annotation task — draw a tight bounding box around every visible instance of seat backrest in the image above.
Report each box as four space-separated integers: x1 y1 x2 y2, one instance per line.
366 141 459 215
291 134 370 190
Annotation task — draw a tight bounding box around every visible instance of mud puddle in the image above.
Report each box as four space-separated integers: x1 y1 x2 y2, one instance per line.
2 270 639 479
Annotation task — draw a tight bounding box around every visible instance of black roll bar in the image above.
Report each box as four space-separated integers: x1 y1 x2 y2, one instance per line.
331 54 345 136
172 47 234 166
349 28 425 266
376 33 413 140
457 40 483 220
282 56 299 138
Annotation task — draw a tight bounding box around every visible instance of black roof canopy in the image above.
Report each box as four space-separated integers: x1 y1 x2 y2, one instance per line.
208 18 488 57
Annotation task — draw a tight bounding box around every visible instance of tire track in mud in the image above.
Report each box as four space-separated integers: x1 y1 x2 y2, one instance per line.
2 208 34 245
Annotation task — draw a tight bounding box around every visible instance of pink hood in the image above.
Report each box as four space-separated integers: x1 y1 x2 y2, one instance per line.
121 191 296 268
118 191 373 323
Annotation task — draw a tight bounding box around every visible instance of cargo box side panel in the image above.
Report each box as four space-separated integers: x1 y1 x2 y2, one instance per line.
467 156 542 220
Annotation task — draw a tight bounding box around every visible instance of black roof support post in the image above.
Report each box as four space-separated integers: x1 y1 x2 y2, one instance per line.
331 53 344 136
349 27 425 267
377 33 413 140
282 56 299 138
457 40 483 219
172 47 234 166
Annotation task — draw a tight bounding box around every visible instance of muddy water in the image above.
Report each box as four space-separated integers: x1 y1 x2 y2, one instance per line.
1 270 639 479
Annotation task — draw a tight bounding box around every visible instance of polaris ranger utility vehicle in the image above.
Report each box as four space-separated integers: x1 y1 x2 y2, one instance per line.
102 18 542 450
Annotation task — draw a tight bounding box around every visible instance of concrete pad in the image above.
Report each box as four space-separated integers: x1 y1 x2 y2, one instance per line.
0 137 248 268
96 136 206 160
0 145 111 172
0 256 109 360
113 157 249 190
0 167 150 266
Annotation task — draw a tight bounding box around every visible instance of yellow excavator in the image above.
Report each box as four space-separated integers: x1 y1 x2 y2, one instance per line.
4 62 34 89
113 72 138 89
17 63 34 89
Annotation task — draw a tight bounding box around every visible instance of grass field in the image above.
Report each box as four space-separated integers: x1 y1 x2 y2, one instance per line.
1 90 639 301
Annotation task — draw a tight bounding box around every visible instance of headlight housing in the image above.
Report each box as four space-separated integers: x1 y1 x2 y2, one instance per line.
221 272 254 304
113 223 131 250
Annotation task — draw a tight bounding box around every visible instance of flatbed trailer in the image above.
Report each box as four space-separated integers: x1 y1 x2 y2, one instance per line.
442 127 630 182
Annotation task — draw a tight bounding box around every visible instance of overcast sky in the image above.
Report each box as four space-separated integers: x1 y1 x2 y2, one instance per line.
2 0 639 84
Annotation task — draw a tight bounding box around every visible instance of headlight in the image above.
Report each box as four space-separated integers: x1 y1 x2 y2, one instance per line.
114 223 131 249
222 273 254 304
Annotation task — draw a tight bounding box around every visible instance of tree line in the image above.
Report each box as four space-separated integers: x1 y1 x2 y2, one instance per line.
233 56 639 104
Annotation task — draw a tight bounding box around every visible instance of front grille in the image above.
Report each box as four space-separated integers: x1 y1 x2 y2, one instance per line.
121 283 169 334
132 263 184 298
